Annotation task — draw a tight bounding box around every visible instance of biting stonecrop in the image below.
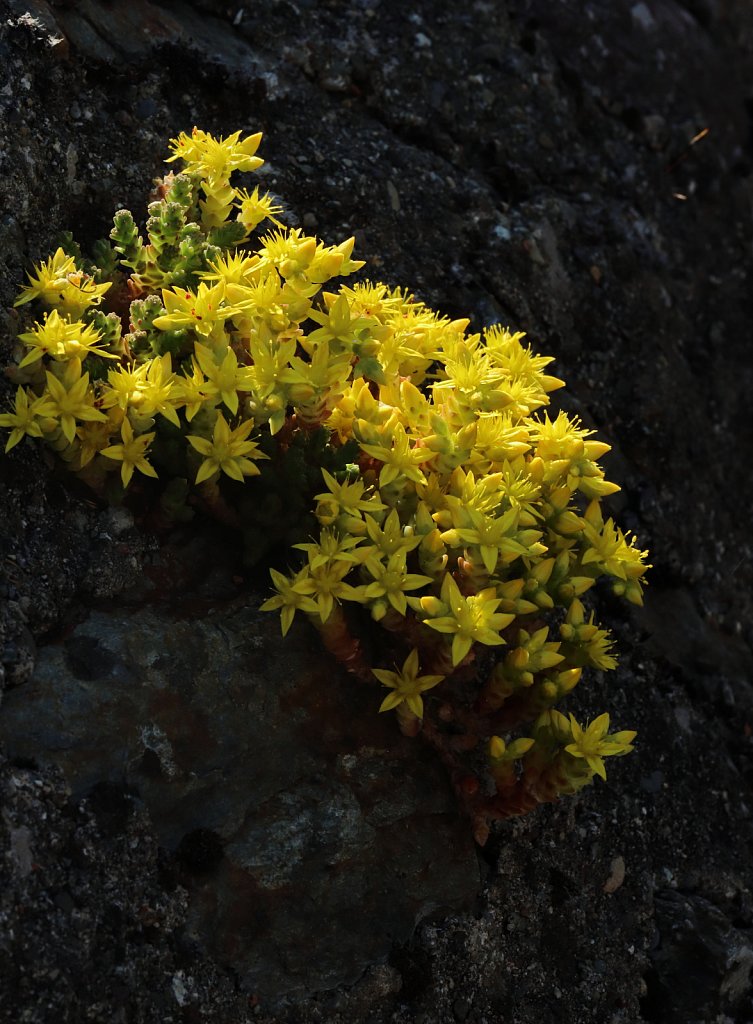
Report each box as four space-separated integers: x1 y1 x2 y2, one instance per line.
1 127 649 842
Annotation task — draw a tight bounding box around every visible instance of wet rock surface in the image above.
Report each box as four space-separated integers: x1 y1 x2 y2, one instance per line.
1 0 752 1021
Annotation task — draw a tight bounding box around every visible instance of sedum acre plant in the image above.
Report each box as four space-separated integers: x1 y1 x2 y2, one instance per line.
1 128 649 843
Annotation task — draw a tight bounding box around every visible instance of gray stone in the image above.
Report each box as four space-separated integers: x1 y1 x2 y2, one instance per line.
647 890 753 1021
0 541 478 1000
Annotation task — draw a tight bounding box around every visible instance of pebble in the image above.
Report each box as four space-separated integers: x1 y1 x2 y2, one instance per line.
603 855 626 894
387 179 400 212
453 996 471 1020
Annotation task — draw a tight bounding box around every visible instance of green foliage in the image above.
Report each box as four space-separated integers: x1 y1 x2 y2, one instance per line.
0 127 650 842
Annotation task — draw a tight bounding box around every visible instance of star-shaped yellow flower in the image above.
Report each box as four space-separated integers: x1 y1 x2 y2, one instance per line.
293 528 363 571
167 127 264 182
192 341 255 415
44 365 107 444
186 413 267 484
101 363 149 413
373 648 444 718
236 186 284 232
364 508 422 559
153 282 234 338
101 418 158 487
0 387 55 451
15 248 111 316
359 420 435 487
565 713 636 780
362 551 432 617
18 310 116 367
422 573 514 665
291 560 367 623
259 567 318 636
314 468 385 526
138 353 181 427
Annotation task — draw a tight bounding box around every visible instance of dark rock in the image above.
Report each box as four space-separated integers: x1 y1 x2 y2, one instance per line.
643 889 753 1023
0 538 478 1001
0 756 252 1023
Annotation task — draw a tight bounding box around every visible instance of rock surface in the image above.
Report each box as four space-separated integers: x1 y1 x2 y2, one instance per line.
0 531 478 1000
1 0 752 1022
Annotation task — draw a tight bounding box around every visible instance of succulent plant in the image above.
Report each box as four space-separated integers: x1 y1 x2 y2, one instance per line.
1 128 649 842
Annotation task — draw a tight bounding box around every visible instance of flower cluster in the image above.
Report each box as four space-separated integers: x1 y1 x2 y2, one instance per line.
1 128 648 841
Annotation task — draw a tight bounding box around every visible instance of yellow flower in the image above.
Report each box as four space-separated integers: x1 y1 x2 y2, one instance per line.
433 342 513 414
442 507 520 575
581 500 650 605
325 377 372 443
423 573 514 665
192 341 255 416
306 293 373 348
373 648 444 718
255 229 317 277
565 713 636 780
173 362 211 423
291 560 367 623
484 325 564 397
201 252 260 286
315 468 385 523
0 387 56 451
472 413 531 467
440 466 505 521
362 551 432 617
139 353 181 427
259 567 318 636
279 340 352 407
76 416 120 468
359 421 435 487
17 310 116 367
502 626 564 686
307 236 364 284
14 248 111 316
228 275 298 336
153 281 234 337
532 412 619 498
101 363 149 413
15 248 74 306
44 365 107 444
245 331 297 400
559 599 618 670
294 528 363 570
101 418 158 487
236 186 284 232
364 508 422 559
167 127 264 182
186 412 267 484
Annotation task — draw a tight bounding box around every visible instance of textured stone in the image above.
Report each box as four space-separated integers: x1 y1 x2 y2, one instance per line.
645 890 753 1022
0 536 478 1000
35 0 271 71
